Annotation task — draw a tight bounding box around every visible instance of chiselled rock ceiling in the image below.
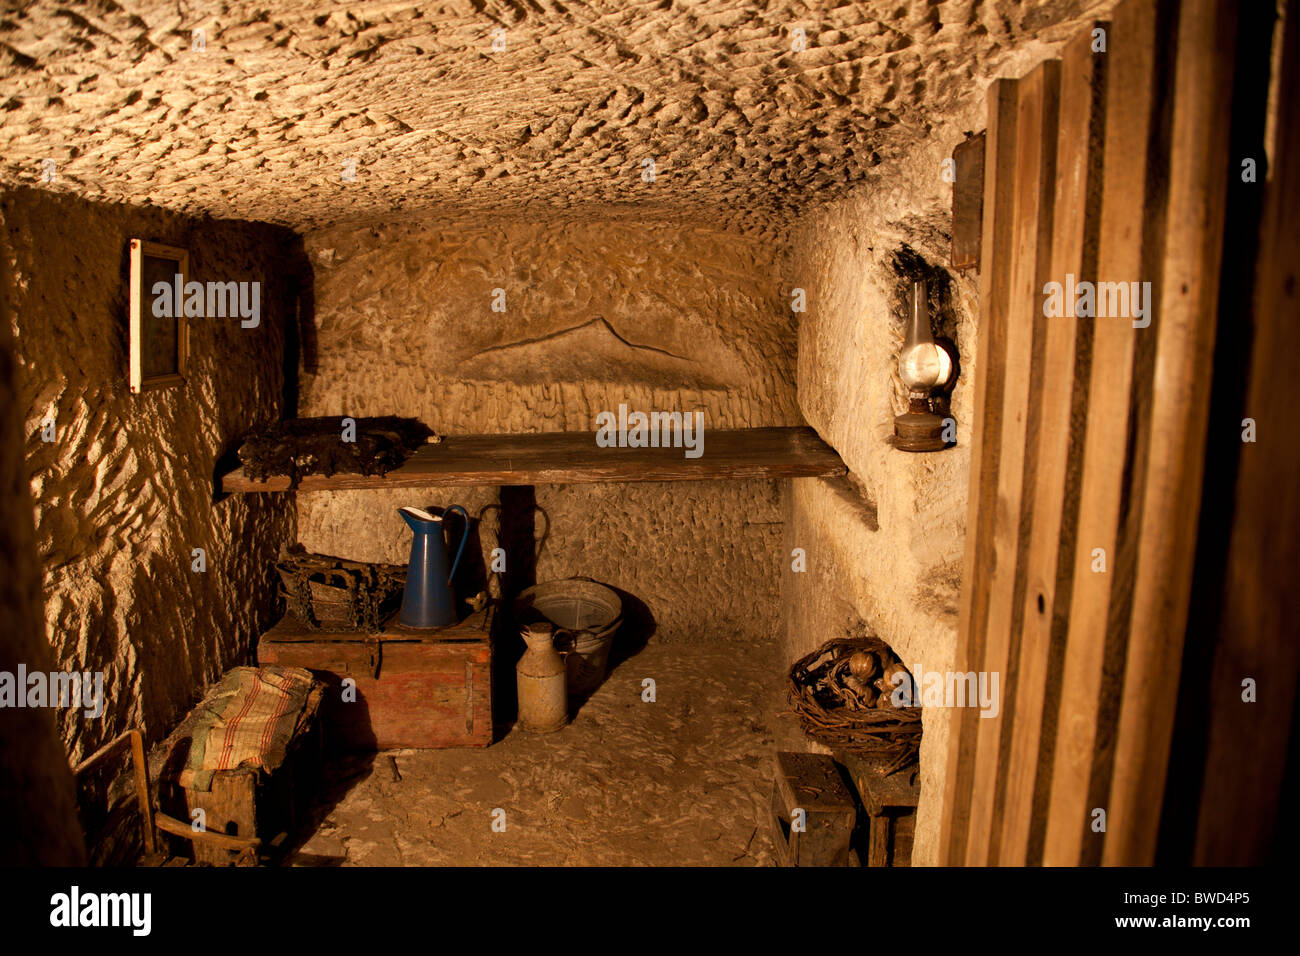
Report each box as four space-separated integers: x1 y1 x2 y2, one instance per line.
1 1 1100 230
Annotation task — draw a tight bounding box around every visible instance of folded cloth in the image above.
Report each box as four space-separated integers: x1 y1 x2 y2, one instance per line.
179 666 316 792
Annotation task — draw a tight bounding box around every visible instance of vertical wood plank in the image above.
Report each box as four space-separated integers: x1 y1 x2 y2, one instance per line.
1192 0 1300 865
1104 0 1239 866
1042 0 1167 867
939 78 1019 865
964 60 1060 866
998 25 1108 866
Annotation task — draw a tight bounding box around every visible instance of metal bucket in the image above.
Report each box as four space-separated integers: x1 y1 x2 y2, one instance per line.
514 579 622 696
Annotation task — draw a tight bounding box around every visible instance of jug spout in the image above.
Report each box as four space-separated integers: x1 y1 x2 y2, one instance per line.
399 505 441 532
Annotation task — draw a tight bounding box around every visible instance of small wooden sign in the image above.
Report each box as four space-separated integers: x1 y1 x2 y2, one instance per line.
950 133 986 273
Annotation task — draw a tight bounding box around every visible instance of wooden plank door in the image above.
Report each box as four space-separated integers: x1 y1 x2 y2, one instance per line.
940 0 1254 866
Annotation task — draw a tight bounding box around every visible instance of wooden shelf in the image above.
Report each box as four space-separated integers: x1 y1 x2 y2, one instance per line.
220 426 846 492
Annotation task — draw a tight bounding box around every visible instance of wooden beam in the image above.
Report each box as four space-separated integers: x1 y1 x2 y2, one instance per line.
939 77 1020 866
220 426 846 491
1042 0 1168 866
154 812 261 852
965 60 1061 867
1192 0 1300 865
73 730 155 857
1104 0 1239 866
998 24 1108 867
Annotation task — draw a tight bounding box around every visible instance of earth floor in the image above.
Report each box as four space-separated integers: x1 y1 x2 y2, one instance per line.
289 638 808 866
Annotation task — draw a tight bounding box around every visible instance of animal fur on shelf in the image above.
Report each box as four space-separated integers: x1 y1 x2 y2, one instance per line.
237 416 437 489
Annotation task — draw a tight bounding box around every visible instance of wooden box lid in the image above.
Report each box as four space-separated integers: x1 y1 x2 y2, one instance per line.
261 605 494 645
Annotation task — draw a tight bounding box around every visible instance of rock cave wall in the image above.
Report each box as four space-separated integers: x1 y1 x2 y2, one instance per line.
0 218 86 864
295 215 801 644
785 185 976 863
1 186 298 766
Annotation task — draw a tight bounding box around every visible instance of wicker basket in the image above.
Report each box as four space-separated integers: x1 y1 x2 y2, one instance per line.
787 635 922 775
276 550 406 631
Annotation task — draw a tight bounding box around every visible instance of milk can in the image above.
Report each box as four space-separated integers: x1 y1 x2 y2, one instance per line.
516 623 568 732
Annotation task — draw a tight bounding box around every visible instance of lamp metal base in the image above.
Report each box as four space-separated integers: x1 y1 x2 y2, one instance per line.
894 409 950 453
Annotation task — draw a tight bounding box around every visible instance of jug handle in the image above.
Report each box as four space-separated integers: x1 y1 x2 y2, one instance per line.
443 505 471 584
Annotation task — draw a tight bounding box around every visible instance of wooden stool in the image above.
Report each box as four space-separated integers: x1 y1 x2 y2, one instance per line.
839 751 920 867
770 751 858 866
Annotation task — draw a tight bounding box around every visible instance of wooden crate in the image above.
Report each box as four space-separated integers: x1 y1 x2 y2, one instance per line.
770 751 858 867
840 751 920 867
257 606 493 750
156 685 324 866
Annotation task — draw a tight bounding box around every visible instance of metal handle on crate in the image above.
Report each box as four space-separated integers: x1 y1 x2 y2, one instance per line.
364 634 382 679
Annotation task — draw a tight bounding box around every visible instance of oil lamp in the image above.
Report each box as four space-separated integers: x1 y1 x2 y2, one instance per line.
894 279 955 452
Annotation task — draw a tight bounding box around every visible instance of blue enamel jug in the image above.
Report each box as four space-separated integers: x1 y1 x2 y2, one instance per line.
398 505 470 628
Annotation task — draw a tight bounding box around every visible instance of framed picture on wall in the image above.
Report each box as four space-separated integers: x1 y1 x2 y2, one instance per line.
128 239 190 393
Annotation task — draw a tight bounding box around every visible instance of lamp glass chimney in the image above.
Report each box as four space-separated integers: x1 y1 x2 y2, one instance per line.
898 279 952 391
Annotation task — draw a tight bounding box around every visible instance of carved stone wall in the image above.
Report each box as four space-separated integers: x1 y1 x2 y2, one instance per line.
296 214 800 643
2 186 297 765
0 204 86 865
